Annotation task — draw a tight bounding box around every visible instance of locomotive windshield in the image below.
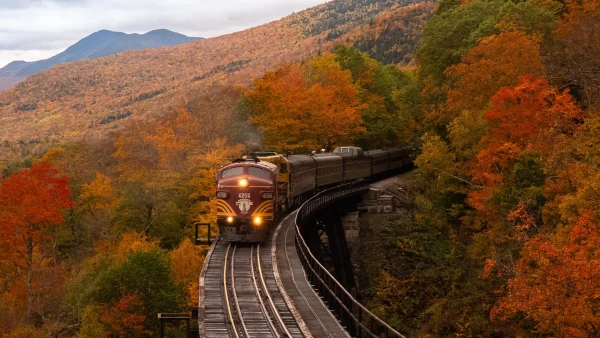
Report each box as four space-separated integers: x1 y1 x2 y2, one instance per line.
248 167 271 179
222 167 244 178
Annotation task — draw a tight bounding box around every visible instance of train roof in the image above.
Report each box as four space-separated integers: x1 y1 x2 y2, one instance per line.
385 147 411 155
364 149 389 157
222 160 278 173
287 155 316 168
312 153 341 159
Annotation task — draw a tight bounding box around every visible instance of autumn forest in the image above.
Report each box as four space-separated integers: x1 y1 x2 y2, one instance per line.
1 0 600 337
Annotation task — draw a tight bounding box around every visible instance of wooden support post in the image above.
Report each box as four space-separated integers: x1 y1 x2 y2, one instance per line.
158 313 191 338
194 222 213 245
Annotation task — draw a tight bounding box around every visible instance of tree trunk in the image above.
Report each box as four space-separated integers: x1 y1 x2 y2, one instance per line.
26 237 33 327
144 202 154 236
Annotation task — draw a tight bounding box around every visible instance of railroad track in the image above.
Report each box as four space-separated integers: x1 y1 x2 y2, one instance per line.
202 236 304 338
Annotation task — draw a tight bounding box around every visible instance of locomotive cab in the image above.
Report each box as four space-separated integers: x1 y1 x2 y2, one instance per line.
216 161 278 242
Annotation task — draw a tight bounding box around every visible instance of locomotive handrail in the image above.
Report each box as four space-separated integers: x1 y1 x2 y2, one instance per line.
295 182 406 338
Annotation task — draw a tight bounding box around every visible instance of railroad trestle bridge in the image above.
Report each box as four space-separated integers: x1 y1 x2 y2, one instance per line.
198 181 405 338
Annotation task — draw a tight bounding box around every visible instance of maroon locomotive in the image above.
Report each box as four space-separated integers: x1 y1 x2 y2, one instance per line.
216 159 279 242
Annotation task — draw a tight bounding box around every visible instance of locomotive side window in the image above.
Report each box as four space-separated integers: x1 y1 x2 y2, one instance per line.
222 167 244 178
248 167 270 179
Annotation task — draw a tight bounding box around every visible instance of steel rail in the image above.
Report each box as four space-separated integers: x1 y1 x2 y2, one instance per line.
223 243 241 338
231 245 250 338
251 245 281 337
256 244 293 337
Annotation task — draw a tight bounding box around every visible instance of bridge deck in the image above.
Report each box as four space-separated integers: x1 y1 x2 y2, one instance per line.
273 212 351 338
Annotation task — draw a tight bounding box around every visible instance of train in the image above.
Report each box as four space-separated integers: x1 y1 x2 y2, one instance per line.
215 146 412 242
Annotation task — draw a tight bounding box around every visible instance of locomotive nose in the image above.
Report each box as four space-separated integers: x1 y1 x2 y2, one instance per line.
215 161 278 242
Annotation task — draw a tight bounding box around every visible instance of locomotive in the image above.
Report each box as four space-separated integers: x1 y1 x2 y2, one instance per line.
215 146 411 242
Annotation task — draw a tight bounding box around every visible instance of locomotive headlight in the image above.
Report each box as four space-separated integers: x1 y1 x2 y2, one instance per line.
253 217 262 226
226 216 234 223
238 178 249 187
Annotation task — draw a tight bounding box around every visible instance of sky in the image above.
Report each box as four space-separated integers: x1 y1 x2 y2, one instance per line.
0 0 329 68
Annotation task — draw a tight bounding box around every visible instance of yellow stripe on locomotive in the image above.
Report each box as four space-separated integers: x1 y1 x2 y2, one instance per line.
216 199 237 217
251 200 274 218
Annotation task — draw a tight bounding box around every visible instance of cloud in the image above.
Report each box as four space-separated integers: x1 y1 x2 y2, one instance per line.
0 49 64 69
0 0 328 66
0 0 90 9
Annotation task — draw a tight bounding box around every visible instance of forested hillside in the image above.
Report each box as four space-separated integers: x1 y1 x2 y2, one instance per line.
355 0 600 336
0 0 428 161
331 2 435 65
4 0 596 336
0 0 435 336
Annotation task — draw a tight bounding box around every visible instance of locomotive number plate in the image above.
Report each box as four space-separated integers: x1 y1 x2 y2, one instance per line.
224 227 236 233
239 193 250 198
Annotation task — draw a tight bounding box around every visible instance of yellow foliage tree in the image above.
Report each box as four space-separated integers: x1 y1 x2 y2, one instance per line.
79 172 116 239
169 238 207 306
113 232 159 262
76 306 108 338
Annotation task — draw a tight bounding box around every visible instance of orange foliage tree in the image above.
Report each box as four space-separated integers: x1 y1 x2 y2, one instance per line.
245 54 365 152
0 162 74 326
492 211 600 336
170 238 207 307
445 31 544 116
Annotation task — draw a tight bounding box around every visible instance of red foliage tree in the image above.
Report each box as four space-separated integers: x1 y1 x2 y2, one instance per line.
469 76 582 212
0 162 74 326
101 294 147 337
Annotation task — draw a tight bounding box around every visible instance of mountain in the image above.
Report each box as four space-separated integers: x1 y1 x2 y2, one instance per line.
0 0 434 160
0 29 202 91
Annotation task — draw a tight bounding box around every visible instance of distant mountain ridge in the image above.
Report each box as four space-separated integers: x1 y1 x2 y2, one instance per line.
0 29 202 91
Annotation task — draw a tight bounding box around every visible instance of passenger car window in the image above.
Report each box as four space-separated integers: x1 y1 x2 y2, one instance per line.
248 167 271 179
222 167 244 178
